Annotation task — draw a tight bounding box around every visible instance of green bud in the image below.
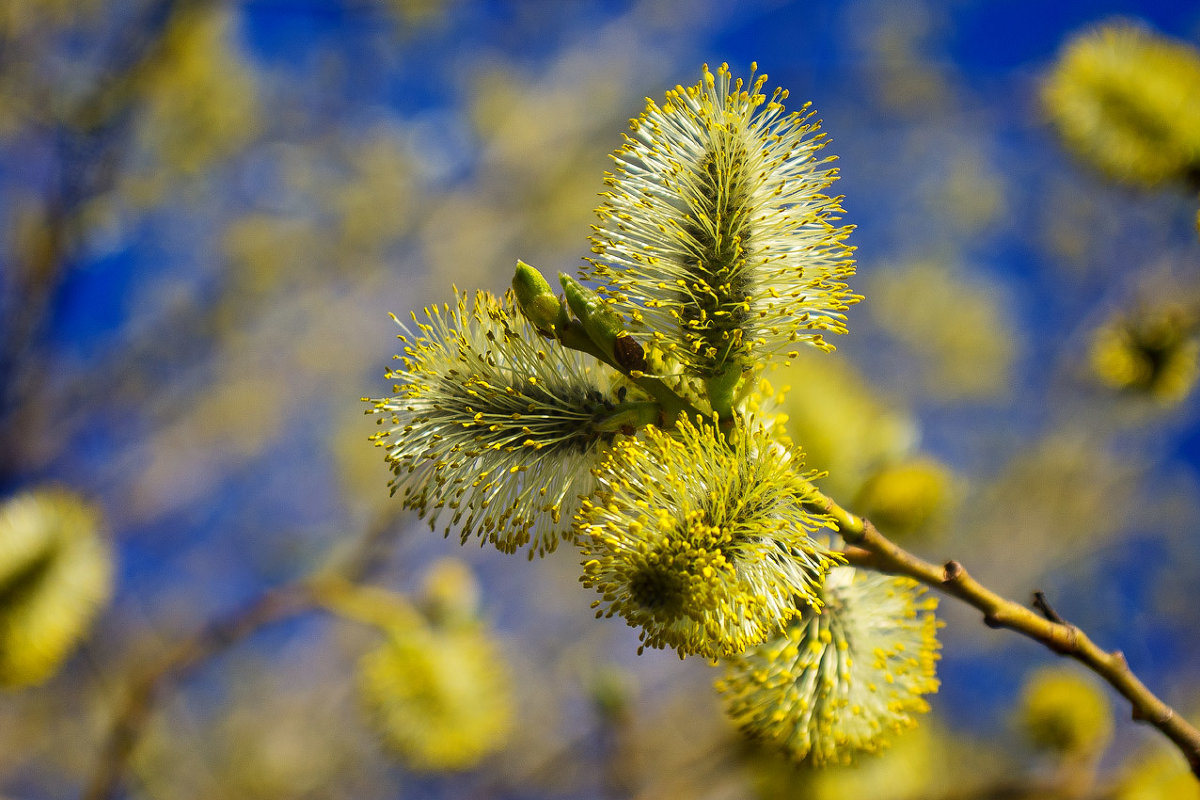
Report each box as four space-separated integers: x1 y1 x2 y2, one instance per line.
559 273 645 372
512 261 567 333
558 272 612 332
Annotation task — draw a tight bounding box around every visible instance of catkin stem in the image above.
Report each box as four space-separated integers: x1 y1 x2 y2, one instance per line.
704 365 742 424
808 488 1200 780
557 320 705 425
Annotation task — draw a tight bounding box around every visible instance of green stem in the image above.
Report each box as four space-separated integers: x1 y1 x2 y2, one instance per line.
704 364 742 424
515 264 706 428
558 321 703 426
594 401 661 432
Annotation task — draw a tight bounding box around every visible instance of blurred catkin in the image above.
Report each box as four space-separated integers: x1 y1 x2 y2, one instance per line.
0 488 112 688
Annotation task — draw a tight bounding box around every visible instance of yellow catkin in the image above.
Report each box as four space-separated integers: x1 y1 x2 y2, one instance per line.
586 63 858 380
368 289 634 557
357 622 514 771
718 566 941 766
576 415 838 659
0 488 113 688
1090 303 1199 404
1043 23 1200 187
1018 666 1113 756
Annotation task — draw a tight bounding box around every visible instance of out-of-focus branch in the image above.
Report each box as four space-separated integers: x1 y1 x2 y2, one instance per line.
810 489 1200 780
81 505 407 800
0 0 203 476
81 582 315 800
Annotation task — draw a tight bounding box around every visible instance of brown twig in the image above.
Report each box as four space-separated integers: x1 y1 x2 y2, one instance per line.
82 583 316 800
82 505 407 800
817 491 1200 780
0 0 203 479
1033 590 1068 625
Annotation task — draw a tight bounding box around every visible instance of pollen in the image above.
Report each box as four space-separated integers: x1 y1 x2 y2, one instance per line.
575 415 838 659
718 568 941 766
585 64 859 380
366 289 632 557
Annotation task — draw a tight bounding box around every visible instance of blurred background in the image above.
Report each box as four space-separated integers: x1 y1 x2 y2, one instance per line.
2 0 1200 797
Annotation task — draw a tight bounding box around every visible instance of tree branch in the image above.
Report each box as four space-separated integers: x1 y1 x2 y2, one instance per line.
82 505 406 800
811 489 1200 780
81 583 316 800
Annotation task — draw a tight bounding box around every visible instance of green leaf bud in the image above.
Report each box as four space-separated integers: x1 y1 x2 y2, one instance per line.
512 260 567 334
559 273 645 372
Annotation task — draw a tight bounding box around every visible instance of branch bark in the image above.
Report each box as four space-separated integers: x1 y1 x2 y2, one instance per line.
810 490 1200 780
